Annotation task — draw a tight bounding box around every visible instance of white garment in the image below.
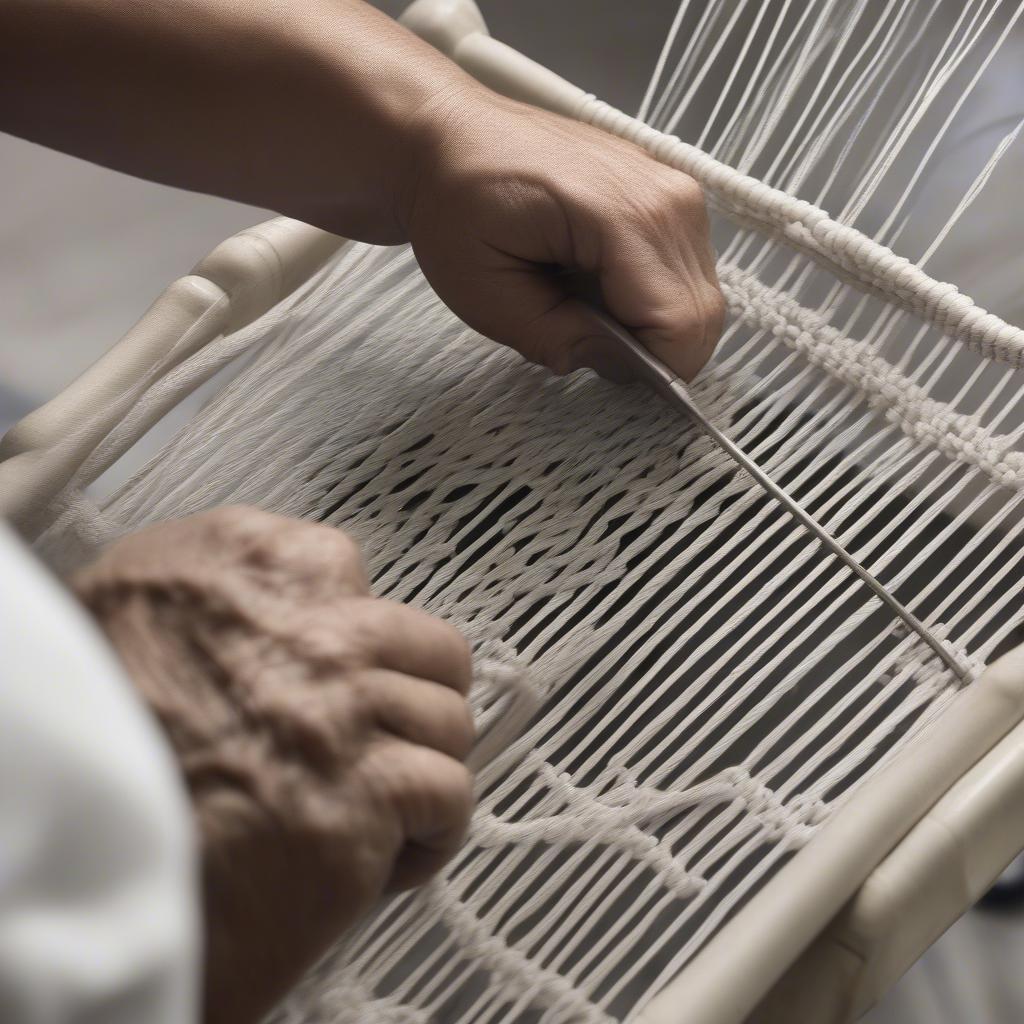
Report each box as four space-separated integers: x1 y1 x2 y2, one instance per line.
0 521 198 1024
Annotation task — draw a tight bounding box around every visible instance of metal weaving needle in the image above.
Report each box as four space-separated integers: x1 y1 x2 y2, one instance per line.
580 305 969 684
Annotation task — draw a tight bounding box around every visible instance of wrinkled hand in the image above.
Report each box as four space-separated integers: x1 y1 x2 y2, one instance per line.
71 506 475 1024
406 87 724 382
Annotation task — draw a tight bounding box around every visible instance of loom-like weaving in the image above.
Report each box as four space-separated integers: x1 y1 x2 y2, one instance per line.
24 0 1024 1021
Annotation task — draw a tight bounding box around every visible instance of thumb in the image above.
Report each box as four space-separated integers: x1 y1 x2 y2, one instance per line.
463 264 639 378
454 245 723 384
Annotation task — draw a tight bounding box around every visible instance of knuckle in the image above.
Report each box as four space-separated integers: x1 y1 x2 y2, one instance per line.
674 173 707 212
672 285 726 353
202 504 268 533
192 505 267 552
649 168 703 213
406 745 472 808
198 505 297 565
442 695 477 759
435 626 474 696
437 759 475 823
388 745 474 824
322 524 360 559
361 668 475 758
669 304 707 344
345 597 393 665
319 527 368 585
704 285 727 338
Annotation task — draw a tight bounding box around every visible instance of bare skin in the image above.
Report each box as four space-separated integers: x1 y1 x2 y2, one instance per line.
3 2 724 1022
0 0 723 379
72 507 476 1024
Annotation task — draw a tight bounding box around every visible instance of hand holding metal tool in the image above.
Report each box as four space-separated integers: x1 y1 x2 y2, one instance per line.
578 302 968 683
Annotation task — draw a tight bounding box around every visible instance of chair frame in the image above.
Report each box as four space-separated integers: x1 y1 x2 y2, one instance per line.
3 3 1024 1020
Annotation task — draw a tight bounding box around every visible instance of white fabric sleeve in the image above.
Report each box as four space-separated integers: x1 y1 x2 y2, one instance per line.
0 522 199 1024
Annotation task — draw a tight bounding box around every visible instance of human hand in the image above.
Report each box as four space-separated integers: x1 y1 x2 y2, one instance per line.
405 86 725 382
2 0 721 383
71 507 475 1024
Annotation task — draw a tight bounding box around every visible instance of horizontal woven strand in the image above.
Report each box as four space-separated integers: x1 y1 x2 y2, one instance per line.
717 261 1024 487
577 96 1024 364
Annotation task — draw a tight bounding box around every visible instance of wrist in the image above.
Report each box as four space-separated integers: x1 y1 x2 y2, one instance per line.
281 1 490 244
396 76 492 230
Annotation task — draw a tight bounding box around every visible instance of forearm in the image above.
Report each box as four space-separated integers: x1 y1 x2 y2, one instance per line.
1 0 724 384
0 0 478 242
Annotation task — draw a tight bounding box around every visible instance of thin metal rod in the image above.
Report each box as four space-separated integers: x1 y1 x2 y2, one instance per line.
582 305 969 683
666 380 968 682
